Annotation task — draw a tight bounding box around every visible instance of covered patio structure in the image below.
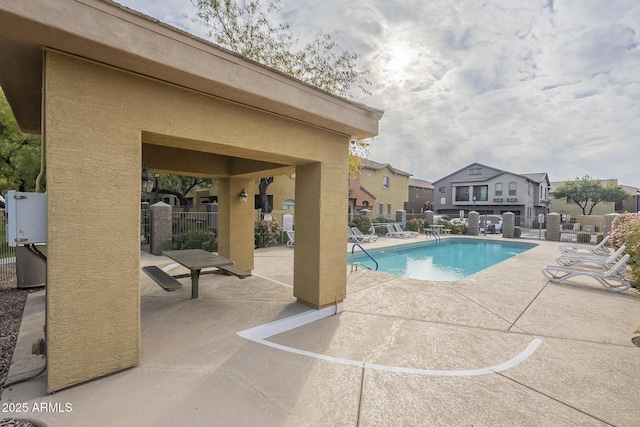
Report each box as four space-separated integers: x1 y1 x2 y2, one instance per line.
0 0 381 392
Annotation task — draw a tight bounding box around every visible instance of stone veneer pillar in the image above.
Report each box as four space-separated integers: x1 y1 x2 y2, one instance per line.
502 212 515 238
150 202 172 255
468 211 479 236
546 212 561 241
425 210 434 224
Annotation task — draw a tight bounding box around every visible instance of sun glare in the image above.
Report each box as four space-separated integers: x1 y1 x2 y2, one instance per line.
386 43 413 74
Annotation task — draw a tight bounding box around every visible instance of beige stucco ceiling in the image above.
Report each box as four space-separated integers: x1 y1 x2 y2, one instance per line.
0 0 383 137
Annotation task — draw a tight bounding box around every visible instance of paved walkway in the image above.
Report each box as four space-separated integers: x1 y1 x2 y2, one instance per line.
2 235 640 426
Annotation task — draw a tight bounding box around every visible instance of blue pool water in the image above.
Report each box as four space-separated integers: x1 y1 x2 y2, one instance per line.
350 238 536 281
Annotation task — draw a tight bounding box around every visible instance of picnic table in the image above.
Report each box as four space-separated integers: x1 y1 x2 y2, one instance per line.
163 249 235 298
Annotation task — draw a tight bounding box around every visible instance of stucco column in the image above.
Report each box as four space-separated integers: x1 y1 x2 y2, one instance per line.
44 52 140 392
217 177 255 271
294 161 347 309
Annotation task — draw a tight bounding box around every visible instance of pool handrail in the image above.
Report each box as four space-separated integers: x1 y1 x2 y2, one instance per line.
350 243 379 272
425 228 440 242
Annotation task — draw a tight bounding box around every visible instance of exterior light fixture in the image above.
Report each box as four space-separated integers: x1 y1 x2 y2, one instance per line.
239 188 248 203
141 168 154 193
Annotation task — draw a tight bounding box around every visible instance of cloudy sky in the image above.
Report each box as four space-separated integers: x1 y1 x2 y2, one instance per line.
117 0 639 187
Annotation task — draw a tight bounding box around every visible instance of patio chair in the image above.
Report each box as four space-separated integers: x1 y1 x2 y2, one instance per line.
286 230 294 247
555 245 626 269
541 254 631 292
348 226 366 243
394 223 418 238
351 226 377 242
386 223 406 238
558 235 610 256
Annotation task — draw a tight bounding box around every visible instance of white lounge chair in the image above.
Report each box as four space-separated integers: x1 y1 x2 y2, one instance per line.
286 230 294 247
348 226 367 243
351 226 377 242
555 245 626 269
394 223 418 238
541 254 631 292
558 235 610 256
386 223 406 238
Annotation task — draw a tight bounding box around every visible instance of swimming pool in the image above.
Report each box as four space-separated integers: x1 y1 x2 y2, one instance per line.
350 238 536 280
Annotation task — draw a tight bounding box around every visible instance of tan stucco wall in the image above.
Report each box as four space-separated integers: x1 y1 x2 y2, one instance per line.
45 54 142 392
262 174 297 212
294 159 348 308
359 167 410 218
44 51 352 390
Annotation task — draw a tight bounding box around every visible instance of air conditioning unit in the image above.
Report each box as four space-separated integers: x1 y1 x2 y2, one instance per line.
5 191 47 247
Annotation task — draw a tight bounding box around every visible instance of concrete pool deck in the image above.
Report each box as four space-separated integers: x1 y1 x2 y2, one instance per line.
2 234 640 426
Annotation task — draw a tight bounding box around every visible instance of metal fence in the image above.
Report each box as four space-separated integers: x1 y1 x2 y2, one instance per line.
140 206 150 252
172 211 218 235
0 209 16 282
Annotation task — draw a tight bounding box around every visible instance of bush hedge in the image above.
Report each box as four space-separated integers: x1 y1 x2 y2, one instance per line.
171 230 217 252
513 226 521 238
255 220 283 248
576 232 591 243
611 213 640 284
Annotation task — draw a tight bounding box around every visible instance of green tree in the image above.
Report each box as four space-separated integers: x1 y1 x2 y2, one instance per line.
0 89 42 195
191 0 370 98
552 175 629 215
190 0 372 173
148 174 215 213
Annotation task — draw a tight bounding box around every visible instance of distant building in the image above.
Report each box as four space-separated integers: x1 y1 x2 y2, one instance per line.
404 178 434 215
549 180 640 218
431 162 551 227
349 158 412 220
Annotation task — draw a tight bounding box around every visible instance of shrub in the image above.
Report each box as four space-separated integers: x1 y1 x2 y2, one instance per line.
406 218 426 233
610 213 640 249
171 230 217 252
596 233 604 244
576 232 591 243
255 220 283 248
373 216 394 224
611 213 640 284
513 226 521 238
352 213 373 234
447 222 467 235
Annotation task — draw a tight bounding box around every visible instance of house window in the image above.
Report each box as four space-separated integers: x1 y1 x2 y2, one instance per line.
387 203 392 216
455 186 470 201
379 203 384 216
495 183 503 197
283 199 295 210
508 182 517 196
383 175 390 189
469 167 482 175
472 185 488 201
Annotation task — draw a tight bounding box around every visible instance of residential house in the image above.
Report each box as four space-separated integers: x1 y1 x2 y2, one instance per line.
549 180 640 219
189 158 413 223
404 178 435 216
351 158 412 220
432 163 551 227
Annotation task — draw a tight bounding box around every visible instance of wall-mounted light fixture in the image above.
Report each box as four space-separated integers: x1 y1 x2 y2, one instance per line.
239 188 248 203
141 168 154 193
